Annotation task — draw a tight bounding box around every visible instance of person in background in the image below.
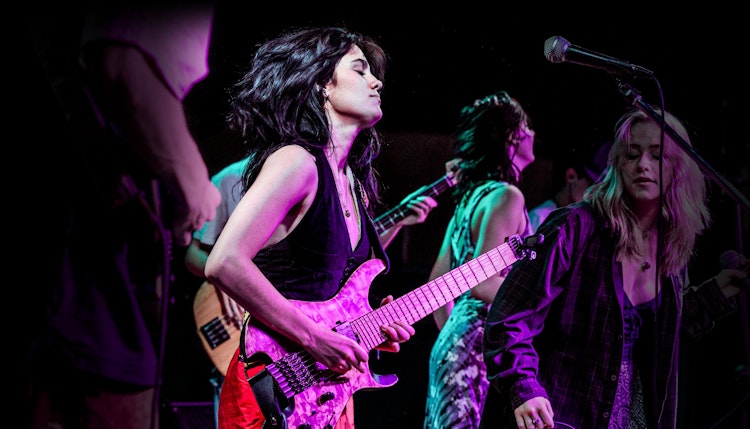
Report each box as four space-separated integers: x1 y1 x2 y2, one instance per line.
184 158 438 428
203 26 418 429
527 139 611 232
25 4 221 429
481 107 748 429
185 157 249 428
423 90 536 429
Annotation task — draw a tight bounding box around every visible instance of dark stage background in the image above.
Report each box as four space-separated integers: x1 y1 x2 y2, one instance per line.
29 5 749 429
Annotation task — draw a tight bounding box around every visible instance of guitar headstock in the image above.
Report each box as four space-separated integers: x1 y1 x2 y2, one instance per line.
507 233 544 262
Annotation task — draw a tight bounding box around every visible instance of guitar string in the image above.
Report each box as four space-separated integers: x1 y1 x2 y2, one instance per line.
214 313 242 326
269 351 346 392
203 314 242 337
256 238 527 397
372 174 454 233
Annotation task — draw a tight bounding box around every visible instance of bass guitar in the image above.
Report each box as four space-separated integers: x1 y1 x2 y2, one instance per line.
246 233 541 429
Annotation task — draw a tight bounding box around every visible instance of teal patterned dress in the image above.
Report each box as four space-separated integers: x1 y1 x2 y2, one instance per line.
424 181 531 429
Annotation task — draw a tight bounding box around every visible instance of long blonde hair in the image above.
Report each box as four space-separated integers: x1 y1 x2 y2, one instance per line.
586 108 711 276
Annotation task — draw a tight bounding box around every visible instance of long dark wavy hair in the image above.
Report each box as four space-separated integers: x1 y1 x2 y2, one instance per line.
450 90 530 202
228 26 388 208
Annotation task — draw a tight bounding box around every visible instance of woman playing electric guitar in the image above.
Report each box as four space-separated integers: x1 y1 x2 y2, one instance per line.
205 27 420 429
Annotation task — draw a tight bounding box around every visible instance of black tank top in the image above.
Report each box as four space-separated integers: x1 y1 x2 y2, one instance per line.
253 148 388 301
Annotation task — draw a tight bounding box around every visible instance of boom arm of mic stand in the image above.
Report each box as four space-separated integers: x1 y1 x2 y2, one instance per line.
616 80 750 213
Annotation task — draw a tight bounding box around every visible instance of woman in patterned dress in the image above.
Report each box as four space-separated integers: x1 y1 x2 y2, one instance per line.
424 90 536 429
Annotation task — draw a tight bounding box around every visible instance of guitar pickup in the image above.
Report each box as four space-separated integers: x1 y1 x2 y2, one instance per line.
331 322 358 344
200 318 230 349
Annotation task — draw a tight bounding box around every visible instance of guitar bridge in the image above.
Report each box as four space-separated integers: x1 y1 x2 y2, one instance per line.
267 352 318 398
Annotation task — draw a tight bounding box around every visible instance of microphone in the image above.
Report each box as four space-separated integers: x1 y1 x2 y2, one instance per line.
720 250 750 289
544 36 654 77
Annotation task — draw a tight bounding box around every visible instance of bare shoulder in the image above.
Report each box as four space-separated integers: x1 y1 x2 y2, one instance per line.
263 145 317 181
267 144 316 167
477 184 526 235
473 183 528 247
485 183 526 211
248 145 320 207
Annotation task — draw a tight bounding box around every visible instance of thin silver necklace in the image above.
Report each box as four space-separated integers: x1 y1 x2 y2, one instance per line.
337 165 357 219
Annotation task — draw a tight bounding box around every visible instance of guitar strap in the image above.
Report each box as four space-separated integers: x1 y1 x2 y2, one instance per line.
239 314 288 429
248 368 287 429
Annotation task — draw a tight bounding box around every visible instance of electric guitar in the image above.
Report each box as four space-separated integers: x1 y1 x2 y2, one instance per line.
245 233 540 429
193 172 458 375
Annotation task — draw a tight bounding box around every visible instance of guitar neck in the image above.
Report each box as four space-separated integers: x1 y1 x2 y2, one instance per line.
373 174 455 234
260 233 534 414
334 235 523 350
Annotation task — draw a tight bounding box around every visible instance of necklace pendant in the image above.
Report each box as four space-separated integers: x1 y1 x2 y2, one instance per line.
344 209 351 218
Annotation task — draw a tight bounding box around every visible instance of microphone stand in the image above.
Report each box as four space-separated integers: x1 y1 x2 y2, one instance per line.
615 78 749 428
615 79 750 212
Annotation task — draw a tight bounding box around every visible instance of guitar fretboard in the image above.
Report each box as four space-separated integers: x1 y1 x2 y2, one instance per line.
262 233 531 412
373 174 455 234
345 235 522 350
